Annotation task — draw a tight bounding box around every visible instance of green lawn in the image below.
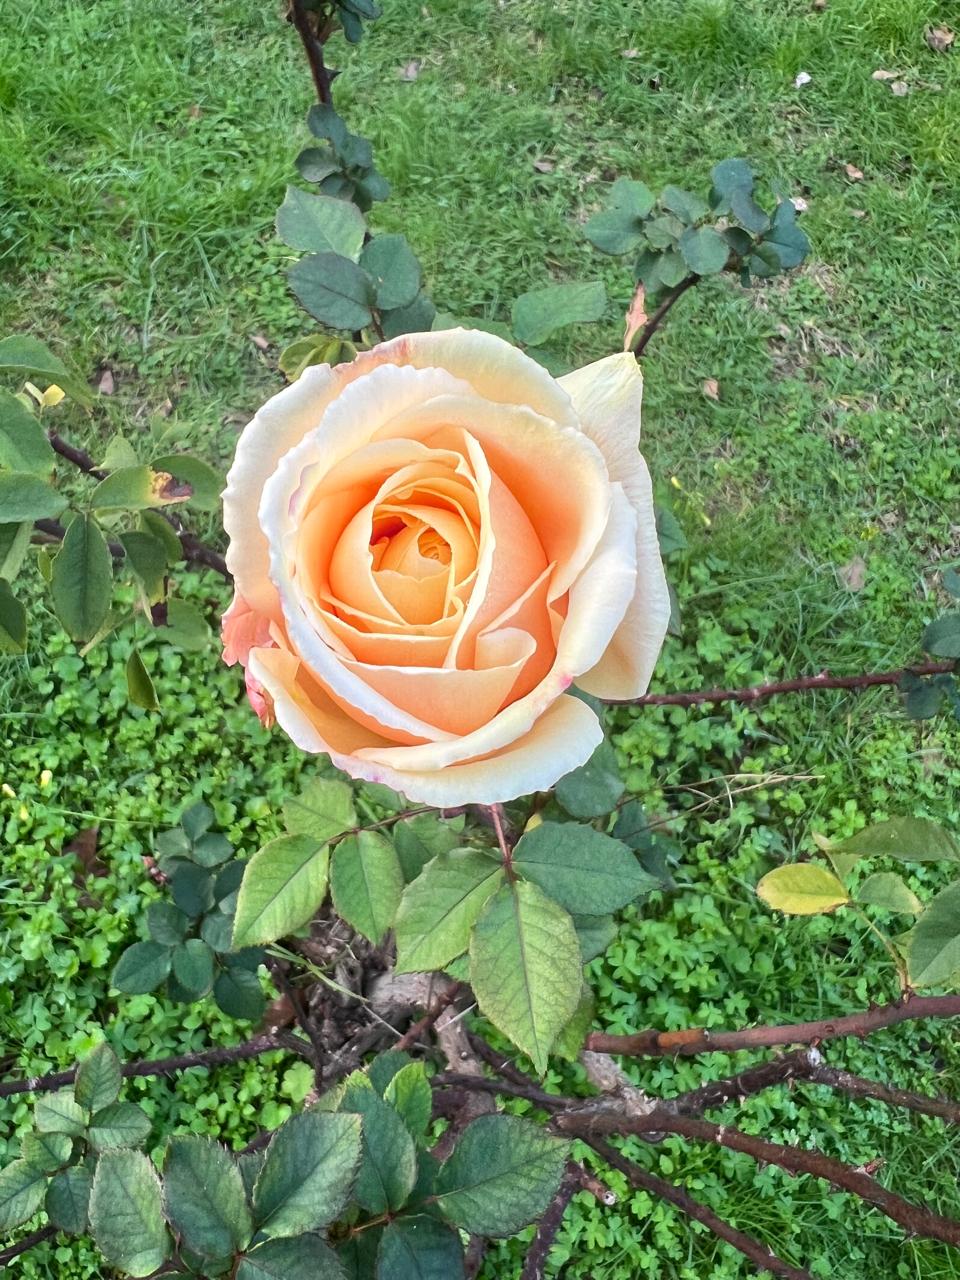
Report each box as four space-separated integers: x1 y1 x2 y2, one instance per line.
2 0 960 1276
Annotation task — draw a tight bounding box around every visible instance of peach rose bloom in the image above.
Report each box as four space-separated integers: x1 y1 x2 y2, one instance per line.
221 330 669 805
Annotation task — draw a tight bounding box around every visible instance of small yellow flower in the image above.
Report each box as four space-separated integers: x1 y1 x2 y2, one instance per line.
1 782 15 799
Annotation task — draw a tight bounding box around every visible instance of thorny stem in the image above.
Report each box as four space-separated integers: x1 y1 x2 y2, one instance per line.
632 275 699 358
289 0 335 104
489 803 516 880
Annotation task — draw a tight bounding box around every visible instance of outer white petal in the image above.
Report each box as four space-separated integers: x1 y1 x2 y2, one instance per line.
559 352 670 698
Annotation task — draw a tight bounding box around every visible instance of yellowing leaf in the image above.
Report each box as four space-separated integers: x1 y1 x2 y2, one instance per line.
756 863 849 915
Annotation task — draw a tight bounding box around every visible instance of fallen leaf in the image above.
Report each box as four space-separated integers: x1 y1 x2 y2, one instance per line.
701 378 720 401
621 48 640 58
66 827 105 879
871 68 898 80
249 333 270 352
98 368 115 396
851 208 867 219
844 162 864 181
792 196 809 212
890 79 910 96
925 25 955 53
839 555 867 592
158 397 174 418
623 283 648 352
533 156 555 173
812 0 827 9
794 70 813 87
399 59 421 81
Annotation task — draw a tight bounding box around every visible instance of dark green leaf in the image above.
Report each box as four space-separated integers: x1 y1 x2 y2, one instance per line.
0 579 26 653
192 832 234 868
0 334 91 406
89 1149 169 1276
0 1159 47 1230
360 234 422 309
139 509 182 563
393 813 462 882
87 1101 152 1152
200 911 235 952
710 158 754 203
908 882 960 987
146 901 190 946
679 226 730 275
330 830 403 944
555 740 624 818
0 520 31 580
924 614 960 658
469 881 582 1073
112 940 173 993
394 848 503 974
214 968 266 1021
341 1085 417 1214
511 281 606 346
381 292 437 339
276 187 367 259
572 913 618 963
51 512 112 643
553 984 596 1060
238 1235 347 1280
21 1130 73 1173
942 567 960 598
584 177 655 255
283 777 356 843
45 1165 92 1234
661 185 710 224
35 1090 87 1136
163 1136 252 1258
0 471 66 521
171 938 215 998
121 530 167 602
289 254 375 331
75 1042 122 1113
730 187 770 234
0 389 55 473
253 1111 362 1236
434 1114 568 1237
367 1051 413 1096
126 648 159 711
513 822 658 914
171 862 216 917
383 1062 433 1141
296 145 341 184
232 834 329 948
835 817 960 863
376 1216 465 1280
643 213 684 249
307 104 349 151
765 200 809 268
656 248 687 287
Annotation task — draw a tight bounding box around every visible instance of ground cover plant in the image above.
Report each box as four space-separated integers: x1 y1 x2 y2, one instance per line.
2 0 960 1277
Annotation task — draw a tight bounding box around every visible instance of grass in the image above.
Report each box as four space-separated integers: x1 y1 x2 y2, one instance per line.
2 0 960 1276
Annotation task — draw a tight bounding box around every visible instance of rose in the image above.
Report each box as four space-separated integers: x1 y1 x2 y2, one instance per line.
222 329 668 806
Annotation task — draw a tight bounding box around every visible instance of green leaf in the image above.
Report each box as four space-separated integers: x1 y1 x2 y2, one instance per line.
45 1165 93 1234
942 567 960 598
376 1217 465 1280
150 454 224 512
330 830 403 944
276 186 367 260
307 102 349 149
296 145 341 184
112 940 173 993
367 1051 413 1096
171 938 215 998
0 333 91 406
511 281 606 346
394 849 503 974
0 389 54 473
0 520 31 580
289 253 375 330
283 777 357 843
214 968 266 1021
923 614 960 658
393 813 462 882
163 1136 252 1258
908 883 960 987
126 647 160 711
661 185 710 224
160 598 212 651
35 1091 87 1136
253 1111 362 1237
656 248 687 287
341 1085 417 1214
121 530 167 602
469 880 582 1073
383 1062 433 1141
0 471 66 521
50 512 112 643
201 911 235 951
644 213 684 249
584 178 655 255
513 822 657 916
856 872 921 915
147 901 190 945
21 1130 74 1172
0 579 26 653
360 234 422 310
572 913 618 963
381 292 437 339
140 509 183 563
554 740 624 818
238 1235 347 1280
91 464 191 510
89 1149 169 1277
87 1101 152 1151
0 1159 47 1230
730 187 770 234
232 835 329 948
756 864 849 915
553 984 596 1061
765 200 809 268
171 862 216 916
101 433 139 470
835 817 960 863
710 158 754 204
75 1041 122 1112
679 226 730 275
434 1114 568 1237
